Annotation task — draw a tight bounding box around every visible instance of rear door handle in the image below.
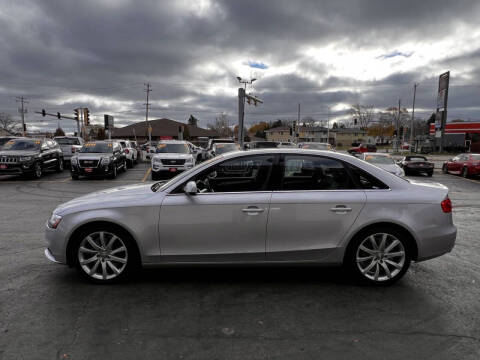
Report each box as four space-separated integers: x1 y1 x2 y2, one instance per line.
242 206 265 215
330 205 352 214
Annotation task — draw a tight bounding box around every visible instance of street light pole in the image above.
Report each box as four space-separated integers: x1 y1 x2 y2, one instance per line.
236 77 256 144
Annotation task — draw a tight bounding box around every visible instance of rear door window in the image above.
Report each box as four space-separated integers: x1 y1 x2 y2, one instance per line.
281 155 356 190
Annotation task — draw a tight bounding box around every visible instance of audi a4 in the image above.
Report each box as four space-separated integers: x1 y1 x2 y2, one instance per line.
45 149 456 285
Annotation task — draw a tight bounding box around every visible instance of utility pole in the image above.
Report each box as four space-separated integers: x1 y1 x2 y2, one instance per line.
236 77 256 144
238 88 245 147
144 83 152 142
327 106 330 145
16 96 28 136
396 99 401 152
295 103 300 142
410 83 418 151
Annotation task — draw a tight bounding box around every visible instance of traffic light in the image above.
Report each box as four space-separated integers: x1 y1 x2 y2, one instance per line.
74 109 79 121
400 126 404 136
41 109 46 117
84 108 90 126
393 130 397 137
57 112 61 119
23 124 27 132
354 118 358 125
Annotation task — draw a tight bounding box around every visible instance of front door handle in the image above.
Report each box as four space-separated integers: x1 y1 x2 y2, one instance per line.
330 205 352 214
242 206 265 215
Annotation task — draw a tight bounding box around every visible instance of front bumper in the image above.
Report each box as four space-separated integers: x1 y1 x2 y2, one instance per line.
151 162 194 177
45 248 63 264
71 163 114 177
45 223 68 264
0 162 34 175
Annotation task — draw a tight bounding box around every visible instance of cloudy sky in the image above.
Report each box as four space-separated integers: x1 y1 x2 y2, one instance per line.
1 0 480 134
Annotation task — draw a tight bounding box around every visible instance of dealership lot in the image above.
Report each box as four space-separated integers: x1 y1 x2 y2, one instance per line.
0 163 479 359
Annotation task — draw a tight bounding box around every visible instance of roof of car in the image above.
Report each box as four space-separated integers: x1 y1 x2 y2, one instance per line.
158 140 188 144
363 152 390 157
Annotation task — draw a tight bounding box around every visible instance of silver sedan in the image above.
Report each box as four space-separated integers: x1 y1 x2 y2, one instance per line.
45 149 456 285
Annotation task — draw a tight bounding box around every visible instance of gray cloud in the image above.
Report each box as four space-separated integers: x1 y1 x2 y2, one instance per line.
1 0 480 134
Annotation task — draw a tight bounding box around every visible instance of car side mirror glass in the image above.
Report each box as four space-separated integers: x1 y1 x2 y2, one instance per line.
184 181 198 195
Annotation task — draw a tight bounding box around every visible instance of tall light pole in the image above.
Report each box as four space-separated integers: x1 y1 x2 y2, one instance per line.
236 76 256 144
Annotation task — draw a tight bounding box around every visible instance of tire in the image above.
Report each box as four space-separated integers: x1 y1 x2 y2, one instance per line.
31 162 42 179
56 157 64 173
462 167 469 178
72 224 139 284
109 164 117 179
151 171 160 181
71 173 79 180
122 159 127 173
427 171 433 177
345 226 411 286
127 159 133 169
442 164 448 174
404 169 410 176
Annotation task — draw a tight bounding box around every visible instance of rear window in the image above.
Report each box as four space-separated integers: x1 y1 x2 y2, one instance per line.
407 156 427 162
347 164 389 190
55 137 80 145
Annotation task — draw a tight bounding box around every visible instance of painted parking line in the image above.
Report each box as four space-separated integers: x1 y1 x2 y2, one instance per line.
445 173 480 185
142 167 152 182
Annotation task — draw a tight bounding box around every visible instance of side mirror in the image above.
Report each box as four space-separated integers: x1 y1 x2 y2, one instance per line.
184 181 197 195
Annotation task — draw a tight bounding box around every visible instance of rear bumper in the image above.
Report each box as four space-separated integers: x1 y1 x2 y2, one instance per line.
416 225 457 262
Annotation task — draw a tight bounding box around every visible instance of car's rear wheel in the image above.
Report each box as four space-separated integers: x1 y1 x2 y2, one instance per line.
109 164 117 179
74 227 138 283
427 170 433 177
346 227 411 286
442 164 448 174
462 167 469 178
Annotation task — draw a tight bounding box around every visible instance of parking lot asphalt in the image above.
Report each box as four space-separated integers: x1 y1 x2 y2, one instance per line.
1 163 479 359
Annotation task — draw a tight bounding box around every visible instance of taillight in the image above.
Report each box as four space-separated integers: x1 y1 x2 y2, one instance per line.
71 147 76 153
125 149 129 154
441 196 452 213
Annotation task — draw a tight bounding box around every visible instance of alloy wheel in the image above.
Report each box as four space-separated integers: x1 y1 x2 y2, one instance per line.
77 231 128 280
34 163 42 178
356 233 406 282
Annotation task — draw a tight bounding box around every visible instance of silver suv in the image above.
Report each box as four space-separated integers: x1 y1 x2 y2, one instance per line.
150 140 195 180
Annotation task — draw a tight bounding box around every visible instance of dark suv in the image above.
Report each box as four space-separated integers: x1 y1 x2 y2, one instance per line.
0 137 64 178
70 140 127 179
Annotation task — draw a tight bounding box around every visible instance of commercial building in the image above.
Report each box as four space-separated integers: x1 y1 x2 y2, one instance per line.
112 118 218 142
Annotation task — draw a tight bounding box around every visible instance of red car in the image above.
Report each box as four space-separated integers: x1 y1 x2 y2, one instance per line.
348 143 377 154
442 153 480 177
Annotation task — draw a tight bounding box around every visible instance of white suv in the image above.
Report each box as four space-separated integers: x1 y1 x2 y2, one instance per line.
151 140 195 180
118 140 138 168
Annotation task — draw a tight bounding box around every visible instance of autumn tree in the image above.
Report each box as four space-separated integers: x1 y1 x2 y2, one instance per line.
54 127 65 137
187 115 198 127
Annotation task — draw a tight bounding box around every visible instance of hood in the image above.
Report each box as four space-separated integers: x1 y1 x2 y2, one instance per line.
152 153 193 160
0 150 38 157
54 183 158 215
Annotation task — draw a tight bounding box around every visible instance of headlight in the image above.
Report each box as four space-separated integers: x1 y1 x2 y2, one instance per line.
185 157 194 163
71 157 78 165
152 157 162 163
101 157 112 165
19 156 32 162
47 214 62 229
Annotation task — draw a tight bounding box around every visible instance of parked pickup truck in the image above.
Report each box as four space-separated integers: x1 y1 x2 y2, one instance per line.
53 136 84 163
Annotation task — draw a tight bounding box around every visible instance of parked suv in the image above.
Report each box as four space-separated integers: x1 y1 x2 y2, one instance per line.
151 140 195 180
70 140 127 180
0 137 64 178
53 136 84 163
118 139 138 168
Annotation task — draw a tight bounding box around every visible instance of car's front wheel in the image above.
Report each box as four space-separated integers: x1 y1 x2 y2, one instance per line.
346 227 411 286
74 227 138 283
462 167 469 178
442 164 448 174
56 157 64 172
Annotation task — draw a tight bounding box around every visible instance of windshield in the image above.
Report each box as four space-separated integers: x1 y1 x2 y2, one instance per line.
471 155 480 160
54 137 80 145
253 142 278 148
215 143 239 154
0 138 15 147
156 143 189 154
301 143 331 150
364 155 395 165
408 157 427 162
151 156 219 192
2 139 41 151
80 142 113 153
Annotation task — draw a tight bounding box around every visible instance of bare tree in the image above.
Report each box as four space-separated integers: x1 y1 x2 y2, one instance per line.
349 104 375 130
0 113 21 134
207 113 232 137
